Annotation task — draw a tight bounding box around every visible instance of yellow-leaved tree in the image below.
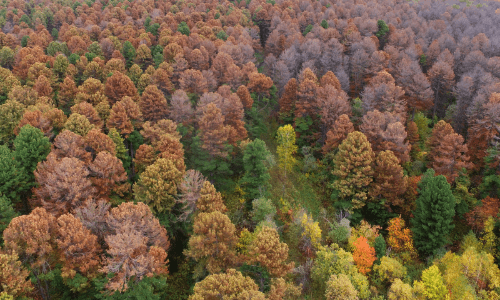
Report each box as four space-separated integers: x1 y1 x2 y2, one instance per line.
276 124 297 181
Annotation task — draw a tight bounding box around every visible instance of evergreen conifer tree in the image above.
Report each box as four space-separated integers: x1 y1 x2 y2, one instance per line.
241 139 271 200
411 169 455 257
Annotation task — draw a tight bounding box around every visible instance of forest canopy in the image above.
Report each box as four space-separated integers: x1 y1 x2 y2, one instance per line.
0 0 500 298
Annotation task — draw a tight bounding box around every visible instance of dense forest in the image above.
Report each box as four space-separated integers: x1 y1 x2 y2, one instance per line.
0 0 500 298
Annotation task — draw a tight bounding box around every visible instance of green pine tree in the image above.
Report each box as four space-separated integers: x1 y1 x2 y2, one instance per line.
13 125 50 211
121 41 136 68
108 128 132 174
240 139 271 200
0 145 21 202
0 195 18 244
411 169 456 257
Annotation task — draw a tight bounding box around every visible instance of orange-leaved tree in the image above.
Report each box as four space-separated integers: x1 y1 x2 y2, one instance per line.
352 236 376 275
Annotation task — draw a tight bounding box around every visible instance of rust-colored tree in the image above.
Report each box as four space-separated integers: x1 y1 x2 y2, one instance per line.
139 85 169 123
322 114 354 154
465 196 500 233
278 78 297 122
185 211 238 274
104 71 138 105
196 181 227 214
3 208 57 299
56 213 101 280
370 150 407 208
430 132 470 183
197 102 230 158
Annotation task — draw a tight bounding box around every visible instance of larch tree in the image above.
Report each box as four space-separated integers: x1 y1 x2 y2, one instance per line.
185 211 238 274
107 97 143 137
70 102 103 129
73 198 111 245
427 60 455 117
196 181 227 214
133 144 156 176
102 202 169 292
360 110 410 164
370 150 407 208
189 269 265 300
133 158 184 213
177 170 207 222
426 120 455 162
241 138 272 200
56 213 101 280
169 89 194 124
248 226 294 278
430 132 470 183
64 113 95 136
0 100 25 144
317 84 351 135
139 85 169 123
0 250 33 299
411 170 456 257
84 128 117 156
361 71 406 121
322 114 354 154
33 154 96 216
197 102 230 158
279 78 297 123
332 131 375 210
276 124 298 180
395 57 434 112
236 85 253 109
89 151 129 198
3 208 57 299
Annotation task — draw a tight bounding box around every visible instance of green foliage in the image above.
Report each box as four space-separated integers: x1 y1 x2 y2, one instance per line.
108 128 131 173
14 124 50 192
251 197 276 224
375 20 389 37
85 52 97 62
302 24 313 36
374 235 387 260
126 130 144 152
321 19 328 29
328 219 351 248
0 195 18 244
21 36 29 48
177 22 190 36
69 53 80 65
241 139 271 200
0 146 22 202
121 41 136 68
239 263 271 292
412 169 456 257
51 28 59 40
0 47 14 69
413 112 431 145
216 30 228 41
95 276 169 300
311 245 370 299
